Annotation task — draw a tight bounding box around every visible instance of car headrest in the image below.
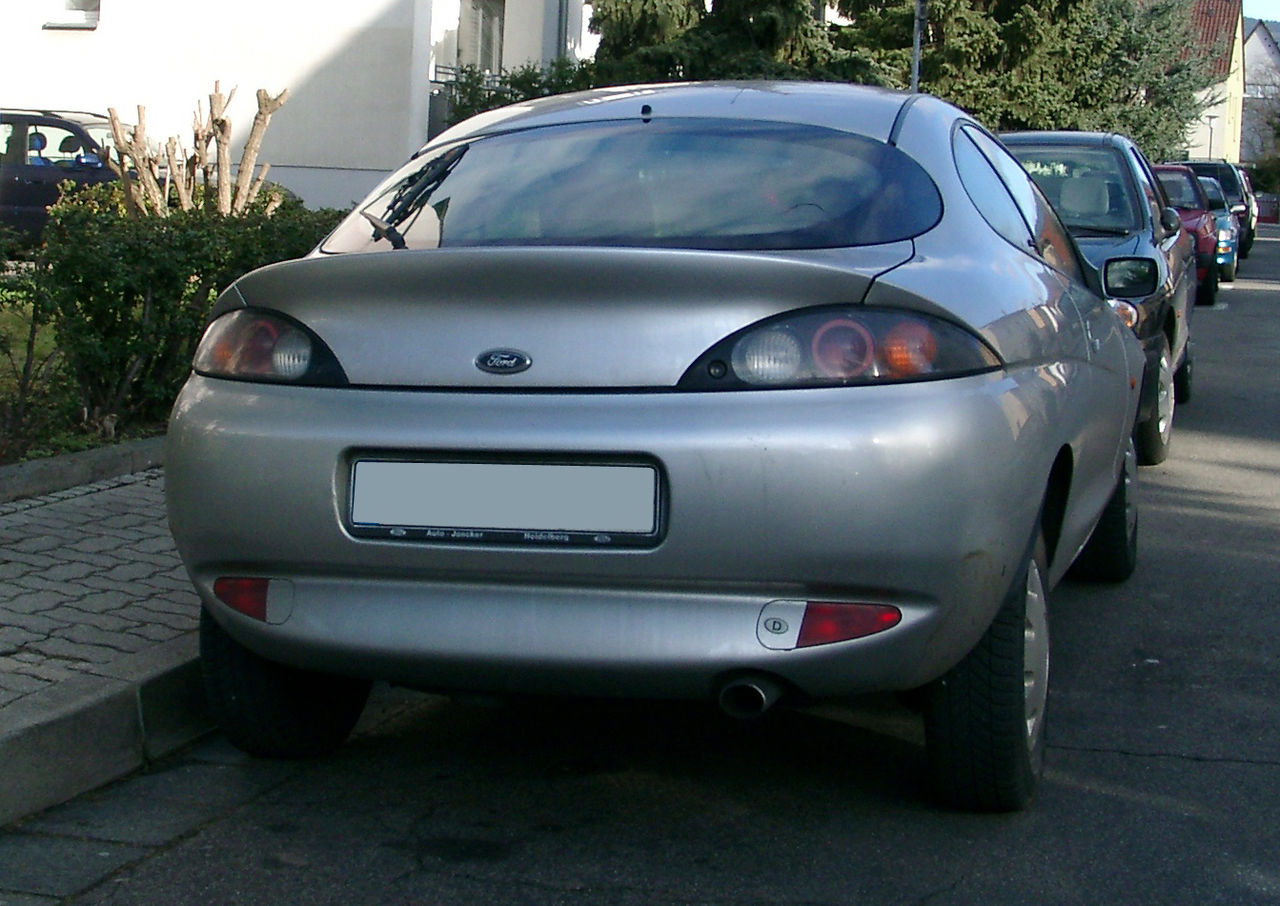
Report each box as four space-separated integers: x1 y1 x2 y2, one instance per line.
1059 177 1109 219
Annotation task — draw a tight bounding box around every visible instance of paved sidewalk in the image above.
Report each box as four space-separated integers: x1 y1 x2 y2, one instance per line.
0 453 211 825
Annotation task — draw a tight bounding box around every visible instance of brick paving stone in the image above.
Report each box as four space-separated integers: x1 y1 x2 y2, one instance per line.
2 611 73 635
126 623 185 644
1 467 194 727
0 626 40 652
29 637 124 664
63 625 150 654
46 607 141 634
1 657 78 684
0 670 51 696
0 550 57 569
37 561 102 582
3 589 79 614
129 606 197 632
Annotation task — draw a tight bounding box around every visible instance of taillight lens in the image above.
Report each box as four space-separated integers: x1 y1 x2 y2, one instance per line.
684 307 999 389
797 602 902 647
193 309 347 386
213 576 269 621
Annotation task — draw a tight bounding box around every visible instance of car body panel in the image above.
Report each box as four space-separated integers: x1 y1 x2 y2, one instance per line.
1153 164 1218 285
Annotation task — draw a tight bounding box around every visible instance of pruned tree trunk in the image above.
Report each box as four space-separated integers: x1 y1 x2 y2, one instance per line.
99 82 289 219
232 88 289 214
209 82 237 215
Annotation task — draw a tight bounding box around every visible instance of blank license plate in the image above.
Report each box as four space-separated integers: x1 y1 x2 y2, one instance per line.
350 460 660 545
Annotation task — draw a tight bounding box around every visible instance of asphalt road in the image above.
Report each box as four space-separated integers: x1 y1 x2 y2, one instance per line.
3 231 1280 906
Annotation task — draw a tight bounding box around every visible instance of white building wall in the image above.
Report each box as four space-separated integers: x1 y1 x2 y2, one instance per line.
1 0 435 208
1185 15 1246 161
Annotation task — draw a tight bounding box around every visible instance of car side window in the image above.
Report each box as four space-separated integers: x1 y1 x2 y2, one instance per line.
29 124 87 168
1 122 26 167
953 128 1035 251
1129 149 1166 232
957 126 1084 283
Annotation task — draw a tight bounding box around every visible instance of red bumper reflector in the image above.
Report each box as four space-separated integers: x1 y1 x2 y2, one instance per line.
213 577 269 621
797 601 902 648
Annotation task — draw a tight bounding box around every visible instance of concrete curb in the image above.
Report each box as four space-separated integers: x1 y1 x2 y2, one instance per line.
0 435 166 505
0 635 212 827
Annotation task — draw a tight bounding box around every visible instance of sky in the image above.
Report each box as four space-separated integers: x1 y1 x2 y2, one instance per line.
1245 1 1280 22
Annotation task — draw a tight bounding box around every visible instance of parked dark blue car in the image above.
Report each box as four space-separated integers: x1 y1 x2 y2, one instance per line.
1002 131 1195 466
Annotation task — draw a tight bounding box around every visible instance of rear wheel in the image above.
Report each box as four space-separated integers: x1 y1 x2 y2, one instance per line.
1134 336 1174 465
200 608 371 758
924 530 1049 812
1069 439 1138 583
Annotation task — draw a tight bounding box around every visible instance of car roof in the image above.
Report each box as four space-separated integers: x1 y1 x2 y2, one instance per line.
999 130 1136 150
428 81 920 148
1 108 111 127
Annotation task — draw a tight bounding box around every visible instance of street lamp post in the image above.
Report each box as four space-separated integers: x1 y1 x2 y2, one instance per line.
1206 114 1219 158
911 0 926 93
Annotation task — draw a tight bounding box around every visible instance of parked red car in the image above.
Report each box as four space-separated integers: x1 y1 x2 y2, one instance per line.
1154 164 1220 307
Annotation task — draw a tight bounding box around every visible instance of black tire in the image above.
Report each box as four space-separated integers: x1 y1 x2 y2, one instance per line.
1174 343 1193 405
1221 260 1236 282
1240 227 1253 259
1069 440 1138 583
1134 336 1174 466
924 530 1050 812
1196 261 1217 307
200 607 371 758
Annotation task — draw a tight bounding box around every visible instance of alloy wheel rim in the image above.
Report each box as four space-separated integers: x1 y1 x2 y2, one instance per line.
1155 348 1174 441
1023 558 1050 755
1124 439 1138 540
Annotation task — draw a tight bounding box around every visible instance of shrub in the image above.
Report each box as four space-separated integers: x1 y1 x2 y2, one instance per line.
39 181 344 429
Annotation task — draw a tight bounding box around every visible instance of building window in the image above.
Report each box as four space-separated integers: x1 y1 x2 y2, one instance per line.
43 0 100 30
457 0 504 72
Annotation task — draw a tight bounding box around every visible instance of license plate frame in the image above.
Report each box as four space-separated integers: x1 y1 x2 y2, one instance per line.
348 457 663 547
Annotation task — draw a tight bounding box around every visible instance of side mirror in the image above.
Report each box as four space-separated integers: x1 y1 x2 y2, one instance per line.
74 152 103 169
1230 202 1247 215
1105 257 1158 298
1160 207 1182 235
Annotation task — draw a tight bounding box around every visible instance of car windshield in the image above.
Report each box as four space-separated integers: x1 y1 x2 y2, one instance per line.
1008 145 1140 235
321 118 943 254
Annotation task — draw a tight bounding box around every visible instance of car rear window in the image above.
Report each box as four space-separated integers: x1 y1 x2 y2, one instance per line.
321 118 942 254
1155 171 1202 210
1006 144 1141 234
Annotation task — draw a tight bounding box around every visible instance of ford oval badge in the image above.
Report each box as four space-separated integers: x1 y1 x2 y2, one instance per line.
475 349 532 375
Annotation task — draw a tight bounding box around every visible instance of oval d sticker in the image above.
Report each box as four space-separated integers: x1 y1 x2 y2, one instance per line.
475 349 532 375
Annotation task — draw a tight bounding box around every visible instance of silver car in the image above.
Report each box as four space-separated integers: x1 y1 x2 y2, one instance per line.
167 82 1143 812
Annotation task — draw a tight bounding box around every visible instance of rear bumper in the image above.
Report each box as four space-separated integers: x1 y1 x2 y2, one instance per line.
167 371 1072 699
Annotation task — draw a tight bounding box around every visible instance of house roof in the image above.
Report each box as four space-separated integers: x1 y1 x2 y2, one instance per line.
1193 0 1242 79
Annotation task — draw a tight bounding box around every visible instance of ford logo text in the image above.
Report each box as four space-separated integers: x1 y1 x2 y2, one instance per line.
475 349 532 375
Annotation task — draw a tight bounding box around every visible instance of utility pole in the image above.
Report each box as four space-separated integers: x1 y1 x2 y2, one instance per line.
911 0 927 92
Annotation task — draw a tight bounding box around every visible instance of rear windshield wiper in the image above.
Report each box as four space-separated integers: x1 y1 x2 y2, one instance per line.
360 144 469 249
1067 225 1133 237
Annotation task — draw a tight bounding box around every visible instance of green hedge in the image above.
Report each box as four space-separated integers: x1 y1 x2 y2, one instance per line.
41 182 344 426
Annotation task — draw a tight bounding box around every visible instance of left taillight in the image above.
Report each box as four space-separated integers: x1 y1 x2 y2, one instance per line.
192 309 348 386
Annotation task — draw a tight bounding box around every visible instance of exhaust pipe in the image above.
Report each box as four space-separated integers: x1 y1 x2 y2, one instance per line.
717 674 784 719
